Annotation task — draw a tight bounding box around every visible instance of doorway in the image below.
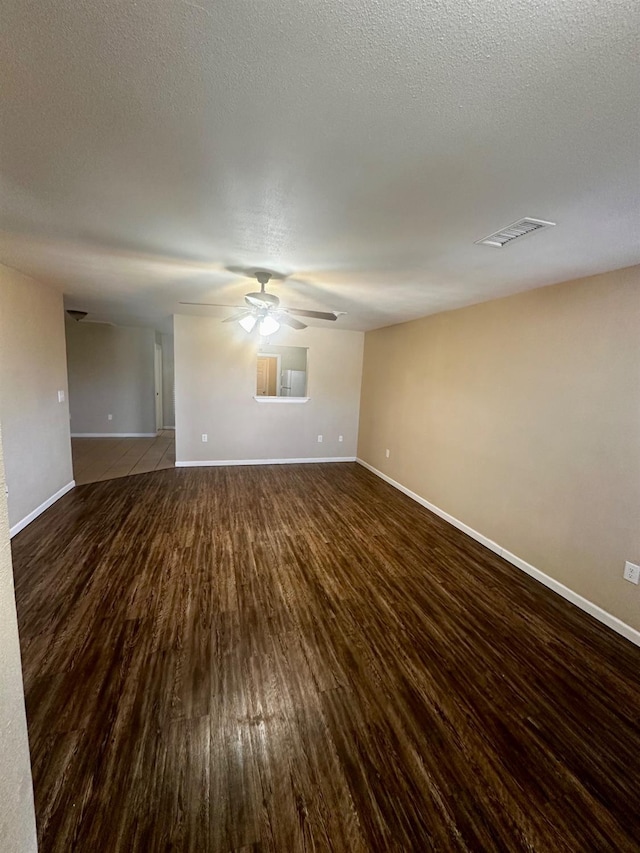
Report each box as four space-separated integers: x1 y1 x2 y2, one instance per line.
154 343 163 432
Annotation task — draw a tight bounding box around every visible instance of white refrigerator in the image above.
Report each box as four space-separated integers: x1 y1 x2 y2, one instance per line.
281 369 306 397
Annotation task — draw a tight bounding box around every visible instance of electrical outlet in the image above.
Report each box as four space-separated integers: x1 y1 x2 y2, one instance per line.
624 562 640 585
385 448 390 458
317 435 323 443
202 434 208 443
338 435 343 442
108 413 113 421
57 390 65 403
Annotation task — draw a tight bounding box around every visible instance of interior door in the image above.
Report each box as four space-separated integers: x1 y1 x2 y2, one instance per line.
256 356 278 396
256 357 268 395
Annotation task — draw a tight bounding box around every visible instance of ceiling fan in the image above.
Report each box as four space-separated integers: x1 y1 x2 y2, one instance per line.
65 310 114 326
179 271 341 336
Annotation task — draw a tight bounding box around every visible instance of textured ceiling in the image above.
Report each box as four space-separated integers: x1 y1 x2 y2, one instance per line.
1 0 639 331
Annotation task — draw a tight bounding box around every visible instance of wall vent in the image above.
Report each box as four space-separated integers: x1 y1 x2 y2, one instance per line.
475 217 556 248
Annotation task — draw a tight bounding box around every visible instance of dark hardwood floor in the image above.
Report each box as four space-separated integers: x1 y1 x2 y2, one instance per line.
11 463 640 852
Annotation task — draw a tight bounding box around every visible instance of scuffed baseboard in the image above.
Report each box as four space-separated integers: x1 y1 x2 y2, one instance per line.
10 480 76 538
356 458 640 648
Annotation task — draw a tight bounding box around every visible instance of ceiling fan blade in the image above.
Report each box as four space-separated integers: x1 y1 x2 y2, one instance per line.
178 302 245 308
284 308 339 321
222 310 252 323
278 313 307 330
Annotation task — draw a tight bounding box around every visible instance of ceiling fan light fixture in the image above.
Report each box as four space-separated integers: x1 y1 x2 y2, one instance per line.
258 315 280 336
239 314 257 333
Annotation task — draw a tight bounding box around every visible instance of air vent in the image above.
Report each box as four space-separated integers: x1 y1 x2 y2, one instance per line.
475 217 556 248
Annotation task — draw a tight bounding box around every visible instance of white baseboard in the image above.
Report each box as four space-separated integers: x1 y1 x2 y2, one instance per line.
71 433 157 438
10 480 76 538
356 459 503 555
162 425 175 430
176 456 356 468
356 458 640 648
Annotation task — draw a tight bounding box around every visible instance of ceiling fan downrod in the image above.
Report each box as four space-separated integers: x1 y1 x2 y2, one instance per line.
255 271 271 292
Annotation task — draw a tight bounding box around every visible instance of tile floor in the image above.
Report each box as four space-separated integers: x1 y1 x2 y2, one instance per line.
71 429 175 485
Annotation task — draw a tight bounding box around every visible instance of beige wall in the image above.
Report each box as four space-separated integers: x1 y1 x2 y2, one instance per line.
66 320 156 435
358 265 640 632
175 315 364 462
0 265 74 530
0 425 38 852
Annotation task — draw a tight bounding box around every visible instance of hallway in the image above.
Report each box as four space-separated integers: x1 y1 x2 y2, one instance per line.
71 430 175 485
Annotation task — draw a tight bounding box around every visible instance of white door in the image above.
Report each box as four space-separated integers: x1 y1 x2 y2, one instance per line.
154 343 163 432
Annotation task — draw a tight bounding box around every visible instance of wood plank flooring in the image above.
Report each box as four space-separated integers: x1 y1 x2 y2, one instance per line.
71 430 175 484
11 463 640 852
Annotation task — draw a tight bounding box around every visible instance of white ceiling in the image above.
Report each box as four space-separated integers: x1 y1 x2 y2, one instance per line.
1 0 639 332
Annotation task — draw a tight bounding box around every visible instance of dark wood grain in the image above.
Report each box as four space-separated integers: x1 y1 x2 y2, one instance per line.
11 463 640 852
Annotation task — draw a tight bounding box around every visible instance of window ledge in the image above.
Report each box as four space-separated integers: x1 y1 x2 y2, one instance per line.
254 396 310 404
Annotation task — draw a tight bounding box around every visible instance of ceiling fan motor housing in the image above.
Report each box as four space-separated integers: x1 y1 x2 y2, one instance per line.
245 291 279 309
244 271 280 309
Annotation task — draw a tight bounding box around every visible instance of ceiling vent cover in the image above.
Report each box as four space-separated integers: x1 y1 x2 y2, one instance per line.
475 217 556 248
